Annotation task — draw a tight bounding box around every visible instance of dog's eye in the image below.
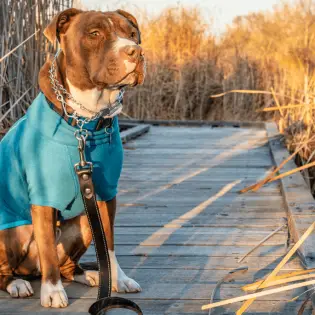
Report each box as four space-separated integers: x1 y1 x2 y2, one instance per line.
90 31 100 37
131 32 137 39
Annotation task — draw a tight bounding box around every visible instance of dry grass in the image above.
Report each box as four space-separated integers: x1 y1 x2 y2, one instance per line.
219 1 315 123
212 0 315 193
123 7 223 120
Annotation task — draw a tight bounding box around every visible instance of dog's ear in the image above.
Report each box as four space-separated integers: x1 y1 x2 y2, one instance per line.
116 9 141 44
44 8 82 44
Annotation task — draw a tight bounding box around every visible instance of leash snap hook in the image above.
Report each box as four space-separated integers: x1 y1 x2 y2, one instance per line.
74 133 93 172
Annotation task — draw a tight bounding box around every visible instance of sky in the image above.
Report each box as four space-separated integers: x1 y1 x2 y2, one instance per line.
78 0 287 34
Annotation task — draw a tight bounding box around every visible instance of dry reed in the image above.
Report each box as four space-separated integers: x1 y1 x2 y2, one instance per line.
0 0 72 131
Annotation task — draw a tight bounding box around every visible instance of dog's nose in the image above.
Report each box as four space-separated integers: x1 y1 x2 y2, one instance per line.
124 45 143 61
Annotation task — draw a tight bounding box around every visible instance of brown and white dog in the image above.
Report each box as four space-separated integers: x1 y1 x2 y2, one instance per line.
0 8 145 308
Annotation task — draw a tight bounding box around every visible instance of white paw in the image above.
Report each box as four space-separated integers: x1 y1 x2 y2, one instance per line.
40 280 68 308
112 272 142 293
109 250 142 293
74 270 99 287
7 279 34 298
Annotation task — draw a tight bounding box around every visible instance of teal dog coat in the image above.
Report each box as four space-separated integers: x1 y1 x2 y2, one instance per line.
0 93 123 230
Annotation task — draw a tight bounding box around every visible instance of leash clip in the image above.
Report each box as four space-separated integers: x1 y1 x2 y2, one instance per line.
74 132 93 172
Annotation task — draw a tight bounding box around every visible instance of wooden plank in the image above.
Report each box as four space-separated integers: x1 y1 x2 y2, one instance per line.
83 255 303 271
112 231 287 246
266 122 315 313
123 147 271 155
117 193 284 203
124 140 268 147
117 202 284 210
121 167 274 177
121 166 273 172
118 190 282 201
116 210 285 221
120 124 150 143
117 186 281 198
123 144 269 152
119 175 276 184
121 165 274 172
129 137 267 144
114 226 288 235
119 118 266 128
114 218 286 228
117 194 283 206
117 198 283 211
266 122 315 267
85 243 287 257
117 195 285 208
116 209 285 219
124 143 269 149
125 135 268 143
0 272 309 301
0 299 310 315
119 175 277 185
128 131 265 138
122 159 273 169
132 133 267 146
126 131 266 139
124 135 269 144
118 181 280 192
123 152 272 160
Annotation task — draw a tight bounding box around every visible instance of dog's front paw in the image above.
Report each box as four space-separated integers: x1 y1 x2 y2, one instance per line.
112 272 142 293
7 279 34 298
74 270 99 287
109 250 141 293
41 280 68 308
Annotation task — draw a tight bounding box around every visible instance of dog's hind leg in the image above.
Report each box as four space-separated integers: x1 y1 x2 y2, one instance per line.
0 246 14 293
56 214 95 286
56 215 99 287
0 259 15 296
0 226 34 297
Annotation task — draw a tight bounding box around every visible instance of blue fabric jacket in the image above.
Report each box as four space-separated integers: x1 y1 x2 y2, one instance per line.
0 93 123 230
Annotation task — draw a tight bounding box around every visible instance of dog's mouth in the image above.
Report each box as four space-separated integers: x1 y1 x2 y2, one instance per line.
116 72 144 87
107 82 130 90
94 81 133 91
94 66 145 91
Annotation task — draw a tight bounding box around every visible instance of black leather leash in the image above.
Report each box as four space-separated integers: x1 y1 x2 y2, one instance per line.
74 133 143 315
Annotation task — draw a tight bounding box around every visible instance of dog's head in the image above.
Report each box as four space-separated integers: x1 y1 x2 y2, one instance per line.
44 8 145 91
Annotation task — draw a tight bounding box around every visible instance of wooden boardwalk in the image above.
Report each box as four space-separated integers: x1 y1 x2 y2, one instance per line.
0 125 311 314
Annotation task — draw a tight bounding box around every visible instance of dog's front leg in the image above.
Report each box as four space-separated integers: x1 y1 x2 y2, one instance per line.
98 199 141 293
31 205 68 308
